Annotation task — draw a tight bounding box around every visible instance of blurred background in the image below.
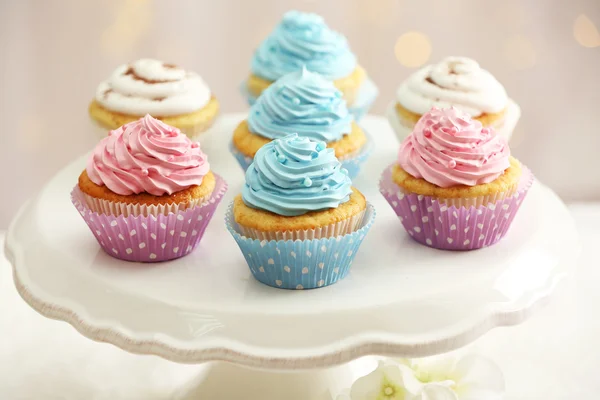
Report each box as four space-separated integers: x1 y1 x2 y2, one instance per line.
0 0 598 228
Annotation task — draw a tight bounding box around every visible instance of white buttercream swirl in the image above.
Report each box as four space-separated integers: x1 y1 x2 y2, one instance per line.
396 57 508 117
95 59 211 117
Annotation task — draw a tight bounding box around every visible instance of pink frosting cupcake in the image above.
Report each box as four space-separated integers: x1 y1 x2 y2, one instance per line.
380 107 533 250
72 115 228 262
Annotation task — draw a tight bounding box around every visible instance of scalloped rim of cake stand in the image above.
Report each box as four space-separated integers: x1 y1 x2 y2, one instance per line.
10 255 566 370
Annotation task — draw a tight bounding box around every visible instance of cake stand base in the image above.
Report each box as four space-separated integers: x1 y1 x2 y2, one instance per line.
172 359 377 400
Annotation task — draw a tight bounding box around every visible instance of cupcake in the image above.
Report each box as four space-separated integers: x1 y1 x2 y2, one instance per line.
388 57 520 142
231 68 372 179
226 133 375 289
380 107 533 251
243 10 378 120
72 115 227 262
89 58 219 139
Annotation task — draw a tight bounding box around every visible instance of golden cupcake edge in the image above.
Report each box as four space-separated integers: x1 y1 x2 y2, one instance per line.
247 65 367 106
78 169 216 206
395 102 508 130
88 96 220 137
391 157 523 199
233 188 366 232
232 120 367 160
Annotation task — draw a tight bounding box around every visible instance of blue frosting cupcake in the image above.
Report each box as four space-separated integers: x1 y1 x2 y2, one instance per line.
251 11 356 81
242 10 378 117
226 133 376 289
232 68 372 178
243 133 353 217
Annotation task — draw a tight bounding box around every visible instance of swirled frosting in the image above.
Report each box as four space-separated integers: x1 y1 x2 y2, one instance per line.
251 10 357 81
396 57 508 117
242 133 352 216
398 107 510 187
86 115 210 196
247 68 352 142
95 59 211 116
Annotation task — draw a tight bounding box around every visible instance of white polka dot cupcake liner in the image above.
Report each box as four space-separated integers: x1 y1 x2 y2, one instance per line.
70 175 228 262
379 165 534 251
225 202 376 289
239 78 378 122
229 132 373 180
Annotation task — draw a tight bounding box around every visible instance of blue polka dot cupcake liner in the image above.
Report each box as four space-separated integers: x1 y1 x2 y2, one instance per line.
229 131 373 180
379 165 534 251
225 202 376 289
239 78 378 122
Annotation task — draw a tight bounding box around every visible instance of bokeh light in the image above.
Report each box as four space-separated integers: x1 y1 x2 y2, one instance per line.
573 14 600 48
503 35 536 70
394 32 432 68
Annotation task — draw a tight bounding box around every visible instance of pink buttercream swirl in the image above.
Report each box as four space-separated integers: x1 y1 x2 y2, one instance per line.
398 107 510 188
87 115 209 196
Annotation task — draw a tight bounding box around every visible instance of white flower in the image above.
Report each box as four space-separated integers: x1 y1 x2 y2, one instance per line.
408 354 505 400
343 361 423 400
336 388 352 400
340 354 504 400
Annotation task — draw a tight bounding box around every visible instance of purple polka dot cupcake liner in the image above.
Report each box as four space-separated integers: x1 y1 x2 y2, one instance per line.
229 131 373 180
239 78 378 122
379 165 534 251
71 175 228 262
225 202 376 289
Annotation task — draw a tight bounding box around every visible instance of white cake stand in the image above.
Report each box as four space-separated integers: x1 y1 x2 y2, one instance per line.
5 114 579 399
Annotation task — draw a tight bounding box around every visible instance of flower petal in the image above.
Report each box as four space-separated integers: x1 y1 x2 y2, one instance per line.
452 354 505 399
349 364 386 399
419 383 459 400
335 389 353 400
349 362 423 400
411 355 458 383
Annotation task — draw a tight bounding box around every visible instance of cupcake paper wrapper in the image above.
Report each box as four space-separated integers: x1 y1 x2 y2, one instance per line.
379 165 534 251
71 175 228 262
80 190 211 217
225 202 376 289
229 130 373 180
239 78 378 122
237 208 366 241
386 99 521 144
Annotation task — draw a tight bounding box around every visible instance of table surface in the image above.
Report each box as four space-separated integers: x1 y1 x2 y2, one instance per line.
1 204 599 399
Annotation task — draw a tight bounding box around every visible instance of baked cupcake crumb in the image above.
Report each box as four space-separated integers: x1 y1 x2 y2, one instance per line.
233 188 366 232
392 157 522 199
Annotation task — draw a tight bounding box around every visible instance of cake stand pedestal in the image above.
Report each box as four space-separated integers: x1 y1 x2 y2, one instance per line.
5 114 579 399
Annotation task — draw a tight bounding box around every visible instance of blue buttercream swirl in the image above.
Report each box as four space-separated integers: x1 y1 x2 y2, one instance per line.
251 10 357 81
247 68 353 143
242 133 353 216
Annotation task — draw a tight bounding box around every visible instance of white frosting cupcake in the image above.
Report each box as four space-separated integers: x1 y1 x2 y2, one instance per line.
95 59 211 117
388 57 520 143
90 59 219 139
